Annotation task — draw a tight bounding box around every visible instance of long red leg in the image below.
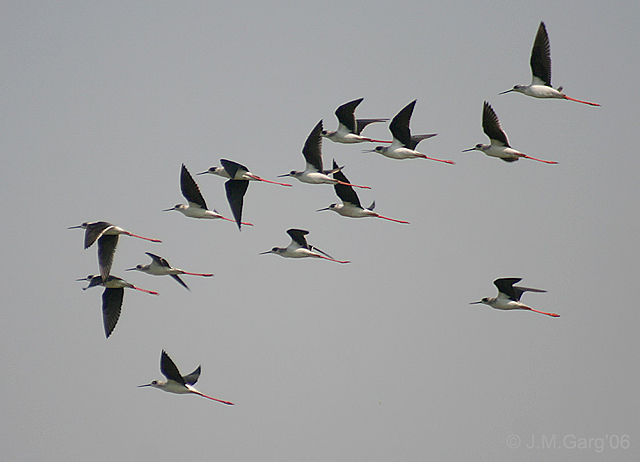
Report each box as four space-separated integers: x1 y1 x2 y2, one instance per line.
181 272 214 277
564 95 600 106
363 138 393 143
417 154 455 165
520 154 558 164
248 174 292 187
219 216 254 226
193 390 234 405
314 254 350 264
374 214 410 224
131 286 159 295
524 306 560 317
125 232 162 243
336 180 370 190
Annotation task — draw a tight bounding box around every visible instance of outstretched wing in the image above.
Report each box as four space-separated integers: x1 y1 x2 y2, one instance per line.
493 278 522 300
334 98 363 134
530 21 552 87
180 164 208 209
145 252 171 268
355 118 388 135
302 121 324 172
160 350 186 385
182 366 201 385
84 221 113 249
331 160 361 208
101 288 123 339
225 180 249 230
389 100 416 147
407 133 437 150
171 274 190 290
512 285 547 301
220 159 249 179
482 102 510 147
286 228 310 249
97 235 119 282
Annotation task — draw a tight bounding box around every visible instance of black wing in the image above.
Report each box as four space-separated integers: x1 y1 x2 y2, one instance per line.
101 287 124 339
225 180 249 230
145 252 171 268
182 366 201 385
334 98 363 134
530 21 552 86
309 245 335 259
482 102 510 147
170 274 190 290
84 221 113 249
493 278 522 300
407 134 437 150
331 160 361 208
286 228 310 248
160 350 186 385
389 100 416 147
180 164 208 209
97 235 119 282
512 285 547 301
220 159 249 179
355 118 388 135
302 121 324 171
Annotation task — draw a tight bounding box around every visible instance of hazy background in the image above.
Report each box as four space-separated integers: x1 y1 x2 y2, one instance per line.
2 1 638 461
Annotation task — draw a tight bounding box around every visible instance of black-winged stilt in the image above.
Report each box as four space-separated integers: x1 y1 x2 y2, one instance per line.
363 100 454 164
278 121 370 189
163 164 253 226
69 221 161 282
462 101 558 164
499 21 600 106
127 252 213 290
321 98 389 144
470 277 560 317
138 350 234 405
260 228 350 263
317 160 409 224
197 159 292 187
77 274 158 338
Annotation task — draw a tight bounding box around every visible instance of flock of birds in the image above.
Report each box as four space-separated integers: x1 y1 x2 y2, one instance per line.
69 21 595 403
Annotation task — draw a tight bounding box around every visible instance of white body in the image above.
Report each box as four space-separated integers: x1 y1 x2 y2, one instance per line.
155 380 196 394
206 167 256 181
375 142 426 160
278 247 327 259
173 204 226 219
134 264 184 276
514 84 564 99
102 225 126 235
293 170 338 185
328 203 376 218
485 298 529 311
323 128 369 144
477 144 523 161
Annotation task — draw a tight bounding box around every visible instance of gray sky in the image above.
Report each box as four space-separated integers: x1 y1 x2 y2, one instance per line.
2 1 638 461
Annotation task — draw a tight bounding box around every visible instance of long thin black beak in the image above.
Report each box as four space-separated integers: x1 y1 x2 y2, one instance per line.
498 89 514 95
461 148 475 152
162 208 174 212
316 207 331 212
469 301 483 304
125 267 137 271
361 149 376 153
259 250 273 255
196 171 209 175
137 383 152 388
68 225 82 229
277 173 291 178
